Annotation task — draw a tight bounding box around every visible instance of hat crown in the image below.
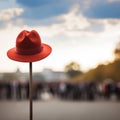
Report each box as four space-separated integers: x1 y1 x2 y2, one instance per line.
16 30 43 55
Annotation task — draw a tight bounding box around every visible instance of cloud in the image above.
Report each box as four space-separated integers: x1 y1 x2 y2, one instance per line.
0 8 23 21
52 5 107 35
57 5 90 31
1 2 120 72
0 8 24 28
31 5 120 40
14 0 120 28
1 3 119 35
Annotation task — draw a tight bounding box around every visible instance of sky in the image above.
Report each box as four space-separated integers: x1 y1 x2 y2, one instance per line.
0 0 120 72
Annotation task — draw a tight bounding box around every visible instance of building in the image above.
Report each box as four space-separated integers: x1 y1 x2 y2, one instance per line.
0 68 69 83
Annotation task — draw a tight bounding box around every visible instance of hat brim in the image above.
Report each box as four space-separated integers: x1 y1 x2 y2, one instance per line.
7 43 52 62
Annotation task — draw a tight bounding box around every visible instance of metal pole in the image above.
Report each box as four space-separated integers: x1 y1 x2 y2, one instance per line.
29 62 33 120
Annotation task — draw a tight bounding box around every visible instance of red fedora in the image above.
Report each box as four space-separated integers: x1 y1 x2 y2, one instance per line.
7 30 52 62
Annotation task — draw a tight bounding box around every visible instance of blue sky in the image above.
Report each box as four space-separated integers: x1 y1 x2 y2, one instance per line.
0 0 120 72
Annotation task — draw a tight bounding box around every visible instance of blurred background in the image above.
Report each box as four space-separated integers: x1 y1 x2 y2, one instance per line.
0 0 120 120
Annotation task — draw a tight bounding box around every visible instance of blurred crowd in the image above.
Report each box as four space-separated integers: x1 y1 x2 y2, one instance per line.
0 80 120 101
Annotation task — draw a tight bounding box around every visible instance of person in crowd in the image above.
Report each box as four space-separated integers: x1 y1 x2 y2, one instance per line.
59 82 67 99
116 82 120 100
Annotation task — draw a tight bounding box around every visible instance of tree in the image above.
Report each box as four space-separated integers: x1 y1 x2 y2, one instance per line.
64 61 82 77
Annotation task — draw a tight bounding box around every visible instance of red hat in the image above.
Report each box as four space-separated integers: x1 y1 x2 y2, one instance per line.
7 30 52 62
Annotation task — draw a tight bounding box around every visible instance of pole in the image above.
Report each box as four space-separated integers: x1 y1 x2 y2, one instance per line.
29 62 33 120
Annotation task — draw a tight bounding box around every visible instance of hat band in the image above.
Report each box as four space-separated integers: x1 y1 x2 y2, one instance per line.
16 46 43 55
